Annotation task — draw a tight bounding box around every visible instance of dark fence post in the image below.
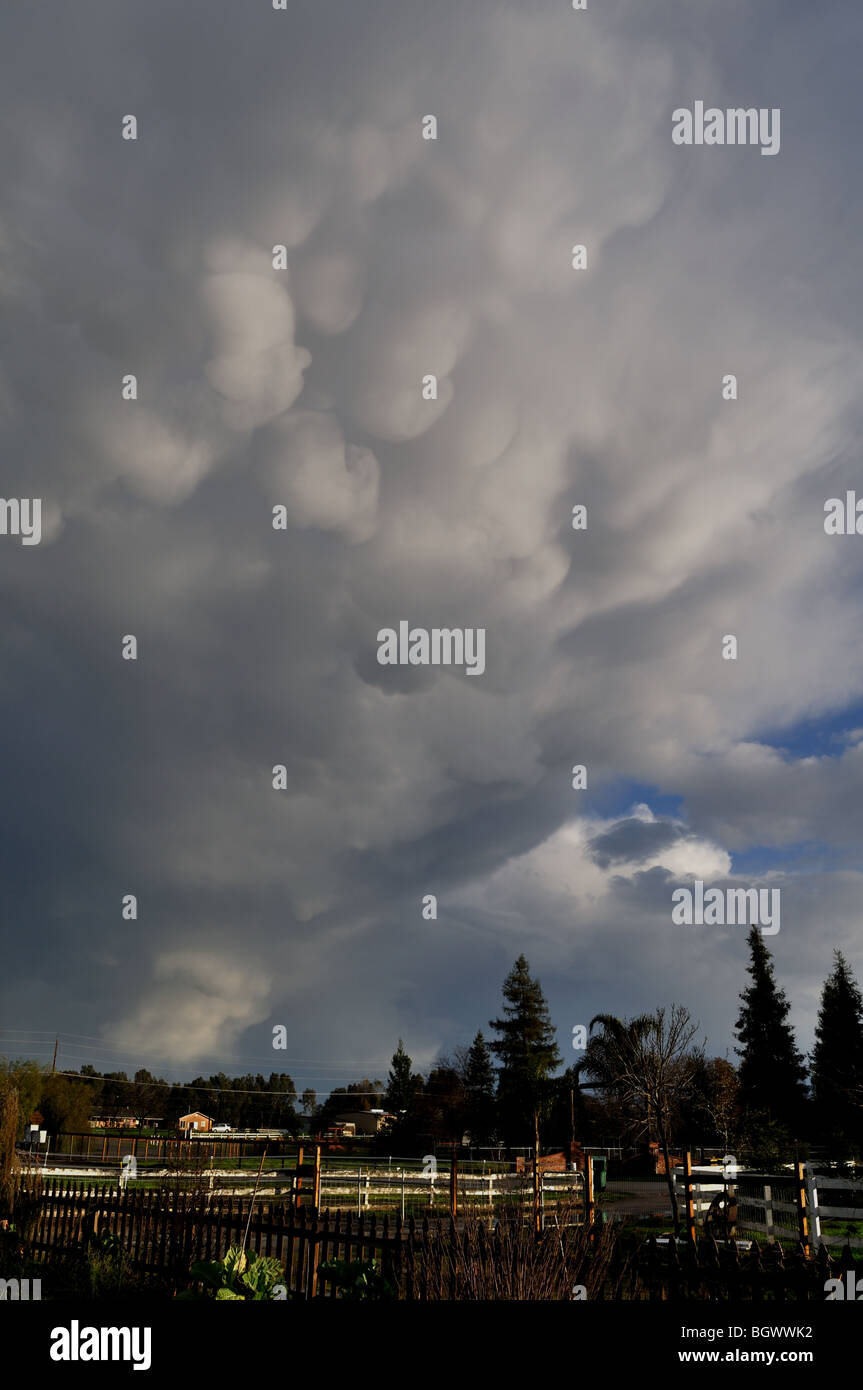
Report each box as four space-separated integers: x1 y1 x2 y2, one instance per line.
313 1144 321 1210
795 1161 810 1256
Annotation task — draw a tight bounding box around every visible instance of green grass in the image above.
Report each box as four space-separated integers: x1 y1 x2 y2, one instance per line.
820 1219 863 1242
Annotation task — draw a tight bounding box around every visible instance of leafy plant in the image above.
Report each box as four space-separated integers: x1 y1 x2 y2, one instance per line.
179 1244 285 1300
318 1257 396 1300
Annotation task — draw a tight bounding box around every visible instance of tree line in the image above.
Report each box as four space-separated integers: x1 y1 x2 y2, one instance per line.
2 929 862 1163
358 933 863 1165
0 1064 303 1136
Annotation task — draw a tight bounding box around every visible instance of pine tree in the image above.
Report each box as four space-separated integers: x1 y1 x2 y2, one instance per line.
489 955 561 1150
384 1039 416 1115
812 950 863 1147
734 928 807 1129
462 1031 497 1145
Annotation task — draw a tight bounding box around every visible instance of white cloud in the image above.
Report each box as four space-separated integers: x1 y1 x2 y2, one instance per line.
202 272 311 431
103 952 272 1064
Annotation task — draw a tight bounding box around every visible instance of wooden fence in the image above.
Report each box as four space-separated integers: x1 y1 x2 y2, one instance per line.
21 1179 436 1297
17 1178 860 1301
50 1132 276 1164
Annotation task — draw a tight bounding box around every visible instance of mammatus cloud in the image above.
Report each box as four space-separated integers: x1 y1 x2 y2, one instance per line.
0 0 860 1078
257 410 380 542
202 269 311 432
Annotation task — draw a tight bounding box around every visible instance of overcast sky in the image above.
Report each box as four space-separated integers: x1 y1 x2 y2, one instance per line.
1 0 862 1098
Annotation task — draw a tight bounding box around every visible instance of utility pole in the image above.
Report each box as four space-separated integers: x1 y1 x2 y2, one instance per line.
51 1038 58 1073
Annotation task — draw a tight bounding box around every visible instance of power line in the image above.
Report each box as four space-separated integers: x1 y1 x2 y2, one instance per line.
0 1030 395 1070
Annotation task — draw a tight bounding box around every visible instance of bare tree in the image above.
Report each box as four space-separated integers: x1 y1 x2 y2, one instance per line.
577 1005 704 1231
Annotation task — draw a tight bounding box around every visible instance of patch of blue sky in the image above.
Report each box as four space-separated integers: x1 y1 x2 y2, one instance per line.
583 780 684 822
753 700 863 760
728 841 838 876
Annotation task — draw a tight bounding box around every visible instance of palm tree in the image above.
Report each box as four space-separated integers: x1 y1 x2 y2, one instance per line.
576 1006 703 1233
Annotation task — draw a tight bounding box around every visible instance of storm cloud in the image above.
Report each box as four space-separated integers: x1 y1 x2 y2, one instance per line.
1 0 861 1084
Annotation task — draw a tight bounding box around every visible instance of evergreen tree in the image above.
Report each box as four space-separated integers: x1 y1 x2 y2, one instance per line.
489 955 561 1150
734 928 807 1129
384 1040 416 1115
812 950 863 1148
373 1044 424 1154
462 1032 497 1145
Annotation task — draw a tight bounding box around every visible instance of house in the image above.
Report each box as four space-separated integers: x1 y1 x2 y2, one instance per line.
178 1112 213 1134
331 1110 395 1136
324 1121 356 1140
648 1140 683 1175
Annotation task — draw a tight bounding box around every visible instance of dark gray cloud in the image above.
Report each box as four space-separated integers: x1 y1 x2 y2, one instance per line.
0 0 861 1084
587 816 689 869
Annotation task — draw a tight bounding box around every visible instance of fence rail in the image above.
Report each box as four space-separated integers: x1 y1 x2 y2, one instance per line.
24 1160 583 1222
673 1161 863 1251
318 1167 582 1219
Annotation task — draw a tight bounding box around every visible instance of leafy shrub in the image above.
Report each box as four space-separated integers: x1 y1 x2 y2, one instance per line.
318 1257 396 1300
179 1245 285 1301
